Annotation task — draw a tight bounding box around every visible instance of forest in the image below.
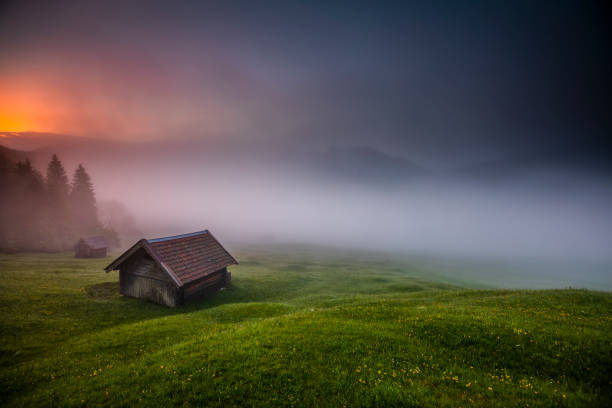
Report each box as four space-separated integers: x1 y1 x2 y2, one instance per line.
0 150 117 252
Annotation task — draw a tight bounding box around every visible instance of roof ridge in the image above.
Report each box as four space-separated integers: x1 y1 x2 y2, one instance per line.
147 230 209 243
142 240 183 287
207 230 239 266
106 229 237 287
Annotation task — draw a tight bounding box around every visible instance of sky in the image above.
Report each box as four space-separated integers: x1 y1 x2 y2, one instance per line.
1 0 611 166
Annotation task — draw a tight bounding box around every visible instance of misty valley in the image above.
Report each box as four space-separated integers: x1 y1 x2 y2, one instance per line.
2 1 612 406
1 140 611 407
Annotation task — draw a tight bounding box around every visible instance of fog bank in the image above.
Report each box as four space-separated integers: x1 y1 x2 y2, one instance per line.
13 139 606 264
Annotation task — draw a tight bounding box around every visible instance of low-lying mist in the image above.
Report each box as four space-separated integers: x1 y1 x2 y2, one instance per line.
127 169 612 261
2 136 612 288
61 141 610 264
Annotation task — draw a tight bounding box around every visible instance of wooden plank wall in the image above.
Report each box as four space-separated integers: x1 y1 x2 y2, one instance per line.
118 248 231 306
121 272 178 307
183 268 227 301
119 251 178 307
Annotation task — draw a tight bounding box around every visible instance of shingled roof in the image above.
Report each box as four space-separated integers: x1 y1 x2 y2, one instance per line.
104 230 238 287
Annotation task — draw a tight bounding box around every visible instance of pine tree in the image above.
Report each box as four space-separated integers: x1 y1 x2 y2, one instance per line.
46 154 69 199
0 153 11 250
13 159 46 250
16 159 44 193
70 164 100 233
45 154 71 250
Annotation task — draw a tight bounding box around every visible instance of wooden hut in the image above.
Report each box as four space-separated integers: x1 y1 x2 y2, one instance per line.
104 230 237 307
75 236 108 258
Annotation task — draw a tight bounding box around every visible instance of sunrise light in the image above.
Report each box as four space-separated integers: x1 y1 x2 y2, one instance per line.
0 114 32 133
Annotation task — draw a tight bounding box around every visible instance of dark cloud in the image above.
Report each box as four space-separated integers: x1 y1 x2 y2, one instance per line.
1 0 611 166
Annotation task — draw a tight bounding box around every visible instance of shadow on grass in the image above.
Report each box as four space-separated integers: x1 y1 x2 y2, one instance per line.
74 277 299 329
75 268 456 333
85 282 118 298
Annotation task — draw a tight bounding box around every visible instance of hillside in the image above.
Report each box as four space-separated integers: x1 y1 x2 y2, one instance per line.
3 132 611 186
0 133 428 188
0 145 29 166
0 247 610 407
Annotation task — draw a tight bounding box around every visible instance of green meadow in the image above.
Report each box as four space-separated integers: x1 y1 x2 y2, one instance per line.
0 246 610 407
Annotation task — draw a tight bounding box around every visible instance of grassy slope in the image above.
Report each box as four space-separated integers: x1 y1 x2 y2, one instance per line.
0 247 610 407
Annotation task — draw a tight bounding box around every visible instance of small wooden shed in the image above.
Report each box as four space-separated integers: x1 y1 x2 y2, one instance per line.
104 230 238 307
75 236 108 258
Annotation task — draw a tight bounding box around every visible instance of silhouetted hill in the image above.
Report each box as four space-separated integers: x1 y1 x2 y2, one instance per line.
0 133 429 187
302 146 427 185
0 145 30 167
0 132 92 150
2 132 610 188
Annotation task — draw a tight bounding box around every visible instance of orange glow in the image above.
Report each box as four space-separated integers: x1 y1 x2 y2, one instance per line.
0 61 244 140
0 115 29 132
0 105 51 133
0 75 52 133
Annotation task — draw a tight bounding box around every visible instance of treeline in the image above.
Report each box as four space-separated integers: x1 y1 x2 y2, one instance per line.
0 153 118 252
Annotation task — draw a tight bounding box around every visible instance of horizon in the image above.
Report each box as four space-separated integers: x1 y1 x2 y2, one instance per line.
1 0 612 279
1 1 611 165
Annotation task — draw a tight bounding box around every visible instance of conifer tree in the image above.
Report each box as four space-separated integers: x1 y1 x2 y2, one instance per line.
45 154 71 250
16 159 44 193
0 153 11 250
13 159 46 250
70 164 100 233
46 154 69 199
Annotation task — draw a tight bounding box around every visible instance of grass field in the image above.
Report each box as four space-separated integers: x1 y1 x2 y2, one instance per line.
1 245 611 407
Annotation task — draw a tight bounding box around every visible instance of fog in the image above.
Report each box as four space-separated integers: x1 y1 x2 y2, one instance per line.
14 137 608 267
151 177 611 259
123 169 608 259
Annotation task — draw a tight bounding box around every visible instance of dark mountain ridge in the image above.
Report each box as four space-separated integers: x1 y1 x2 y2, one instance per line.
1 132 610 188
